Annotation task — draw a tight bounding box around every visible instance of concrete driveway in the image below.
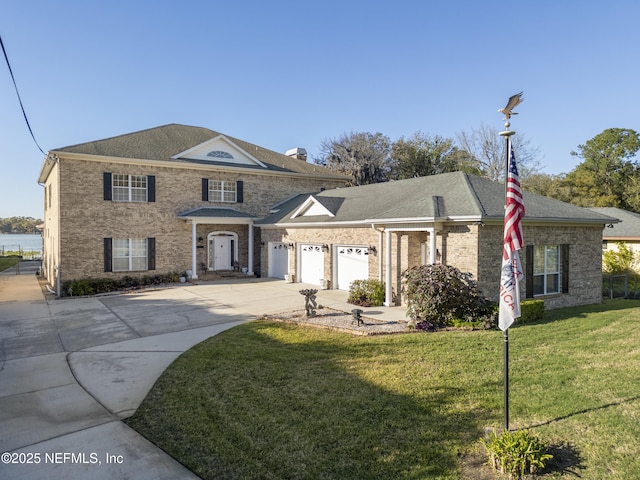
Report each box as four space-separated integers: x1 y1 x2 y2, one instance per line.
0 261 404 479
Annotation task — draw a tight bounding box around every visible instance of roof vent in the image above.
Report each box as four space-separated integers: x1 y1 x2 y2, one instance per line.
285 147 307 161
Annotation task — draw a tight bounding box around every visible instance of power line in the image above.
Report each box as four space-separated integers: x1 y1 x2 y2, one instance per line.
0 33 46 155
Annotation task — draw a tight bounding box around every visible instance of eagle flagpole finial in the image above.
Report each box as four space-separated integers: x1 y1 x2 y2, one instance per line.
498 92 524 121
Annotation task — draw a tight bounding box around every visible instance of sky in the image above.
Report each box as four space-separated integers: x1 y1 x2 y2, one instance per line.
2 0 639 219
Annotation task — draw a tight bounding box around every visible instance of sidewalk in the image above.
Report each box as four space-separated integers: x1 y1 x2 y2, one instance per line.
0 262 407 479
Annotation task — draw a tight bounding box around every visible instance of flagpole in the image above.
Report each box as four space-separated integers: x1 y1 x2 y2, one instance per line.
500 122 515 432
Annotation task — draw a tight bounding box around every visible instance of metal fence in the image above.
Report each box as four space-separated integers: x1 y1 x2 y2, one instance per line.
603 271 640 299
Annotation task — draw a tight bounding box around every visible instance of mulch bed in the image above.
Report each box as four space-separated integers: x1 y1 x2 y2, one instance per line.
261 307 410 336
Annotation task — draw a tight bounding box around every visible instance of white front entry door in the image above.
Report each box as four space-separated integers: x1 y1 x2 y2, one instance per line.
212 236 232 270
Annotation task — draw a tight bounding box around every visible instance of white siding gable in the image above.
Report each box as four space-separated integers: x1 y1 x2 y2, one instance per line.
172 135 267 167
291 196 335 218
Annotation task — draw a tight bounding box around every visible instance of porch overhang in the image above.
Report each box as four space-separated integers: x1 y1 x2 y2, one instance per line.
178 207 260 278
178 207 260 225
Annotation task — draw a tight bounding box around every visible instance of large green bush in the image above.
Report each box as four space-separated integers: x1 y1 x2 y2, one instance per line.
402 264 493 327
347 279 385 306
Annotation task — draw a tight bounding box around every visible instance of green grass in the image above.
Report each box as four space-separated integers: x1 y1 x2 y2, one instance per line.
126 300 640 479
0 257 21 272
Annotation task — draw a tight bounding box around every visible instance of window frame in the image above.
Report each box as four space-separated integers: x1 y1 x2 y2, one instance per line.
112 174 148 202
208 180 237 203
112 238 148 272
532 244 561 296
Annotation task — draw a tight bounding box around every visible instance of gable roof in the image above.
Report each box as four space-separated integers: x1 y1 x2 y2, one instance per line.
259 172 618 226
589 207 639 239
43 124 346 178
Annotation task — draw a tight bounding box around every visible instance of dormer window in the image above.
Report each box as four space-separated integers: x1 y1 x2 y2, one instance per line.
207 150 234 160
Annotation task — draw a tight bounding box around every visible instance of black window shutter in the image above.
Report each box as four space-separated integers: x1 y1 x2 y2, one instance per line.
148 238 156 270
525 245 534 298
202 178 209 201
236 180 244 203
104 238 113 272
103 173 112 200
561 244 569 294
147 176 155 202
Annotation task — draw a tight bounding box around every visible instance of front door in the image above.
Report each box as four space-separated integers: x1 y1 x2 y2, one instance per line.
212 236 232 270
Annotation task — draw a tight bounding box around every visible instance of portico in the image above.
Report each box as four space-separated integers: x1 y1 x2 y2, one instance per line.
179 207 258 279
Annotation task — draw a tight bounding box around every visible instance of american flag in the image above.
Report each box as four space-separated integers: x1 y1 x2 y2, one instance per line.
503 148 525 259
498 145 525 331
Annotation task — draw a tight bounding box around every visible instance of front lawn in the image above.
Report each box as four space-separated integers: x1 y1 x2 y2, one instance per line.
126 300 640 479
0 257 21 272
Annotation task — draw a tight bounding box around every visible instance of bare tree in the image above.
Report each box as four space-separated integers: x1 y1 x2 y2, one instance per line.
457 123 542 181
314 132 392 185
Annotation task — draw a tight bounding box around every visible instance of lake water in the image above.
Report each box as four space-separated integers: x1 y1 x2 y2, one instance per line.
0 234 43 256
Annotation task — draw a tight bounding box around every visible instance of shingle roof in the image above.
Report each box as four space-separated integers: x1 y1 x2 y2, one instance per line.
52 124 345 177
589 207 639 238
179 207 256 219
259 172 618 225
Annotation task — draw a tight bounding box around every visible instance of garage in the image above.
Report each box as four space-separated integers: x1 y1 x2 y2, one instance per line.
268 242 290 279
336 246 369 290
299 244 324 285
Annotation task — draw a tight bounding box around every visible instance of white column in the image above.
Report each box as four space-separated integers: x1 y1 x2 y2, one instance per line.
247 222 254 275
191 221 198 279
384 229 393 306
429 227 437 264
378 229 384 281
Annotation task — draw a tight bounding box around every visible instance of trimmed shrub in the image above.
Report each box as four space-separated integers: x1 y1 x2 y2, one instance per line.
518 299 544 324
347 279 385 306
402 264 493 327
61 272 182 297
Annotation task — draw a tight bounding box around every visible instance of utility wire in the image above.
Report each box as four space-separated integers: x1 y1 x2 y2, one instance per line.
0 33 46 155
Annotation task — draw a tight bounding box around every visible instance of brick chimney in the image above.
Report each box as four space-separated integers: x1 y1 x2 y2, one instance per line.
285 147 307 161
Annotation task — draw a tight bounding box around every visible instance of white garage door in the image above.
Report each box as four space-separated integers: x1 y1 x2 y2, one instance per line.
268 242 289 279
336 246 369 290
300 244 324 285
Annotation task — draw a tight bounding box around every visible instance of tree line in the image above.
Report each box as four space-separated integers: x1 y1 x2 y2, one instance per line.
315 126 640 213
0 217 43 234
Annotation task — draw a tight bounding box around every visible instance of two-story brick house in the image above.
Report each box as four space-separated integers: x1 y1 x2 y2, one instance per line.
37 124 348 289
39 123 616 311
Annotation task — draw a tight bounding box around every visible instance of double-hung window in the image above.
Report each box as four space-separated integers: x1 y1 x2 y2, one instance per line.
113 174 147 202
104 173 155 202
113 239 148 271
104 238 155 273
533 245 560 295
209 180 237 203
